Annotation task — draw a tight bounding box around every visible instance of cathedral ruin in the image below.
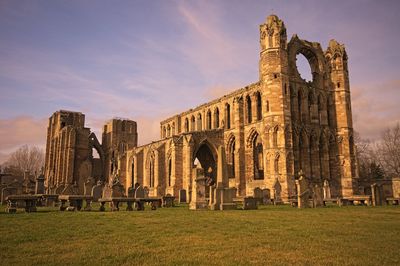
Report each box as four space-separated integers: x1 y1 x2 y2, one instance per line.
44 14 358 202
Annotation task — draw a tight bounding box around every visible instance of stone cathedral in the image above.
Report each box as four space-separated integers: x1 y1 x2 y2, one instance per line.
44 15 357 202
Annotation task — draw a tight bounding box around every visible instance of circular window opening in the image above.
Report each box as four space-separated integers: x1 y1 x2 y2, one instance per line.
296 53 313 82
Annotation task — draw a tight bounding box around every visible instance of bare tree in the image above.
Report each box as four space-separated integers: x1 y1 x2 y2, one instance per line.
376 123 400 177
4 145 45 176
355 131 384 180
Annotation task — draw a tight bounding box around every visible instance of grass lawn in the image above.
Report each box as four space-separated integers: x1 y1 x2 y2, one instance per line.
0 204 399 265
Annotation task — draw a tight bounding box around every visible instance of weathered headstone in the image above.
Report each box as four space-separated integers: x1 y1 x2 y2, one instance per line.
91 181 103 202
210 146 236 210
189 166 207 210
134 185 145 198
83 178 93 196
295 172 310 208
262 188 271 205
313 184 324 207
1 187 17 205
371 183 383 206
179 189 187 203
35 174 45 194
254 187 263 204
111 180 125 197
272 178 282 205
323 179 331 199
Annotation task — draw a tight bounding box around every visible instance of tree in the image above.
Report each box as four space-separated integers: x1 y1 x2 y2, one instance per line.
354 131 383 180
3 145 45 176
376 123 400 177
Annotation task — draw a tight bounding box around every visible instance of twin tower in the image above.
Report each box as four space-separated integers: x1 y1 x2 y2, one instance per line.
44 15 357 201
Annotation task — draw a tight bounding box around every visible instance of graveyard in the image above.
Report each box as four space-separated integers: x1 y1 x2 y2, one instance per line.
0 204 399 265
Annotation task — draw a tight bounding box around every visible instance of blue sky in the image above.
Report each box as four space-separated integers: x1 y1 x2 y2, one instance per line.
1 0 400 162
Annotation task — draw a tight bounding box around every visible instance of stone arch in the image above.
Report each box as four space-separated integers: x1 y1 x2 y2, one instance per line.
190 115 195 131
226 134 236 179
246 128 259 148
145 149 156 188
225 103 231 129
184 118 189 133
246 94 252 123
193 139 217 184
88 132 105 181
197 113 202 131
214 107 220 129
206 109 212 130
288 35 327 86
255 91 262 120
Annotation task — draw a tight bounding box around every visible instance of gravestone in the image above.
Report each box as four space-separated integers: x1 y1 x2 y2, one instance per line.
262 188 271 205
253 187 263 204
272 178 282 205
210 146 236 210
371 183 384 206
134 185 145 198
111 180 125 197
295 172 310 208
143 187 149 198
55 184 65 195
313 184 324 207
323 179 331 199
179 189 187 203
83 178 93 196
91 181 103 202
189 166 207 210
35 174 45 194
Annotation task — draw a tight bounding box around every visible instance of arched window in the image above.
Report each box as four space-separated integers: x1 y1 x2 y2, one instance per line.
167 125 171 137
228 136 235 179
172 122 175 135
253 134 264 180
214 108 220 128
256 92 262 120
190 116 195 131
207 110 212 130
149 160 154 187
168 158 172 187
197 113 202 131
266 100 270 112
226 103 231 129
246 95 252 123
163 126 166 138
184 118 189 132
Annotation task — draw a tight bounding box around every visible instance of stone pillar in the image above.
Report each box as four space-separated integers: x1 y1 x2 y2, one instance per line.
189 167 207 210
234 96 245 196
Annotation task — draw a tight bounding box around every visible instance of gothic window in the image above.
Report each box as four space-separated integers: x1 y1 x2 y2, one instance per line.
168 158 172 187
214 108 220 128
226 104 231 129
197 113 202 131
256 92 262 120
228 137 235 179
149 160 154 187
253 134 264 180
207 110 212 129
163 126 166 138
172 122 175 135
190 116 195 131
167 125 171 137
184 118 189 132
266 100 270 112
246 95 252 123
122 122 126 132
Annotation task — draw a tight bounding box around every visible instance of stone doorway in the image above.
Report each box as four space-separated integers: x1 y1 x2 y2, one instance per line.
194 143 216 199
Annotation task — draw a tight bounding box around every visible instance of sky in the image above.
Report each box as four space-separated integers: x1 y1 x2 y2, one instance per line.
1 0 400 163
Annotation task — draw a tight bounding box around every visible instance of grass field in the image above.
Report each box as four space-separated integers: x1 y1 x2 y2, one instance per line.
0 204 399 265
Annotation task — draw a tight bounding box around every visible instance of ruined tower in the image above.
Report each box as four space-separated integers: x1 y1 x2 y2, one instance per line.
102 118 138 185
44 110 91 193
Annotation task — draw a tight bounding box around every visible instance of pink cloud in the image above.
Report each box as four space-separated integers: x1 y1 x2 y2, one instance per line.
0 116 47 162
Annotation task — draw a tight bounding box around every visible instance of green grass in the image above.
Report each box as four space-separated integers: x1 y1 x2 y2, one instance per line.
0 204 399 265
